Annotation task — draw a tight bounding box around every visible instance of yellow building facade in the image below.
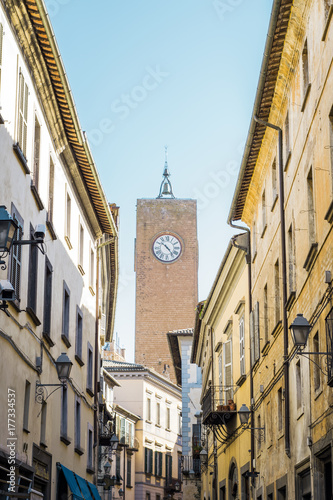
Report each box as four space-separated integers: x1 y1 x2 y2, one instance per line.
192 243 251 500
228 0 333 497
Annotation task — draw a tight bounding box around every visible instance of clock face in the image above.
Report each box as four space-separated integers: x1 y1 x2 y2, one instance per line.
152 234 182 263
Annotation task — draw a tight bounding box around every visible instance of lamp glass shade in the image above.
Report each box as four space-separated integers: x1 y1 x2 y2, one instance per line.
175 481 180 491
104 462 111 475
55 353 73 382
110 434 119 450
0 206 18 252
238 404 251 425
199 449 208 464
290 314 311 347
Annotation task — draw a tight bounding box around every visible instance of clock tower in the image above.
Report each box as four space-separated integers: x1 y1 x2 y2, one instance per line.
135 152 198 383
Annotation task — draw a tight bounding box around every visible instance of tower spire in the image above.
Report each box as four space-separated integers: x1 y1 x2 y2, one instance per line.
157 146 175 199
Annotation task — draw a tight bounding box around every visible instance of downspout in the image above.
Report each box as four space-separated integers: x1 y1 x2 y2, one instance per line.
254 116 290 458
228 221 254 490
210 327 218 500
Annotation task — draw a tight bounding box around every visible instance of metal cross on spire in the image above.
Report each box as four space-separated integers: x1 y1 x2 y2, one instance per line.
157 146 175 198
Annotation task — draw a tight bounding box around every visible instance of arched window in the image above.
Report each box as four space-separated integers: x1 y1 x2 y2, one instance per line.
229 462 238 499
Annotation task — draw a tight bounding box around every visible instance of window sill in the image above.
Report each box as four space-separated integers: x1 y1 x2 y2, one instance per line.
26 306 41 326
0 113 4 124
286 291 296 311
75 446 84 456
314 388 323 401
23 427 30 434
75 354 85 367
78 265 85 276
126 485 133 489
261 340 270 355
39 441 48 449
13 143 30 174
252 250 257 264
46 219 57 240
64 235 73 250
89 286 95 296
324 200 333 224
86 387 94 397
165 428 171 432
86 466 95 475
61 333 71 348
322 5 333 41
303 242 318 272
301 83 311 112
271 193 278 212
31 183 44 211
284 150 291 172
60 435 71 446
261 224 267 239
271 320 282 338
236 374 246 387
155 424 161 428
296 409 304 421
43 332 55 347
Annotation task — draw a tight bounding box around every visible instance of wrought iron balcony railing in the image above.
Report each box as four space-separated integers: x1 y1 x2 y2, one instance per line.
202 386 237 426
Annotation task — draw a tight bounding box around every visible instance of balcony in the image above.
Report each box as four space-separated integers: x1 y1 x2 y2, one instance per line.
202 386 237 426
182 456 201 477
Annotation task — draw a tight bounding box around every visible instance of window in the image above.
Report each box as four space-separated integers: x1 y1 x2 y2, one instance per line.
17 71 28 157
264 284 269 344
87 342 93 395
223 339 233 402
284 111 290 162
239 314 245 376
146 397 151 421
32 116 41 190
78 222 84 272
146 494 151 500
48 157 55 226
307 168 316 244
165 455 172 485
9 204 23 302
272 158 277 203
126 455 132 487
23 381 31 431
145 448 153 474
296 466 311 500
87 424 93 470
192 424 201 457
40 402 47 446
261 190 267 235
178 411 182 435
75 398 81 450
257 415 262 451
313 332 321 391
278 388 283 433
62 281 70 346
27 224 38 318
166 406 171 430
275 260 281 325
302 40 309 95
296 360 302 411
65 188 71 246
155 451 163 477
324 0 331 21
288 224 296 294
75 306 83 363
89 247 95 290
218 351 223 403
43 257 53 341
116 451 121 482
252 221 257 259
60 385 68 440
156 402 161 426
250 302 260 365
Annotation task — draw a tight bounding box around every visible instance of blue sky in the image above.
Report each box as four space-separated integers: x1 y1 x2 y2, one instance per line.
50 0 273 361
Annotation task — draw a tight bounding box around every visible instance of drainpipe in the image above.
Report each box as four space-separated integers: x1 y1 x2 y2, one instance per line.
228 222 254 491
210 327 218 500
253 116 290 458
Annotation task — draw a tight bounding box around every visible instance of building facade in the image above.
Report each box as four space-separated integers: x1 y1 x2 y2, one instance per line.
227 0 333 497
135 162 198 382
0 1 118 499
104 360 183 500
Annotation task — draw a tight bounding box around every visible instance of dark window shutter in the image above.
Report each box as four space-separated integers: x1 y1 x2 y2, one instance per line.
159 452 162 476
250 310 255 367
254 301 260 361
27 224 38 312
145 448 147 473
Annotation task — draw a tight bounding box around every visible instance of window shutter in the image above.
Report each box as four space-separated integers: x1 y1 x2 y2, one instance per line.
149 449 153 473
0 23 3 66
23 82 28 155
155 451 157 475
239 316 245 376
250 310 255 367
254 301 260 362
145 448 147 473
159 452 162 476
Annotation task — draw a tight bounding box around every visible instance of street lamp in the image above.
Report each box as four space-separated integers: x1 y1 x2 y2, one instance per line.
238 403 265 442
110 433 119 451
289 314 311 347
104 462 111 476
35 353 73 403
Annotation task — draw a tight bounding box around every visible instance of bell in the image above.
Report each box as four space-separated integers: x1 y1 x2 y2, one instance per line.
162 181 171 196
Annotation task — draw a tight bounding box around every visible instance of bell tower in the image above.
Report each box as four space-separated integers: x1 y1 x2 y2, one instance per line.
134 151 198 382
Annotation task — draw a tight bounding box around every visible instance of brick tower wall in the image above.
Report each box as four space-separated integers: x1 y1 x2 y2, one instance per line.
135 198 198 383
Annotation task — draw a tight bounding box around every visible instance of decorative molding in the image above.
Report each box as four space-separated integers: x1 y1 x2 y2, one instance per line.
13 143 30 173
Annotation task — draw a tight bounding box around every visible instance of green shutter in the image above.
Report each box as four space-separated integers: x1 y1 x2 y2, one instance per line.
149 449 153 473
159 452 163 476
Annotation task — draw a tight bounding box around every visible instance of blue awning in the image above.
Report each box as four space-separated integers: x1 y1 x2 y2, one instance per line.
75 474 94 500
88 481 101 500
59 464 83 500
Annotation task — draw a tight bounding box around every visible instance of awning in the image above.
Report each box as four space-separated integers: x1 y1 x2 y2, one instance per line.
59 464 101 500
59 465 83 500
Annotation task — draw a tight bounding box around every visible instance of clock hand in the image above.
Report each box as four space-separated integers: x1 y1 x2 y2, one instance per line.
161 242 172 253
